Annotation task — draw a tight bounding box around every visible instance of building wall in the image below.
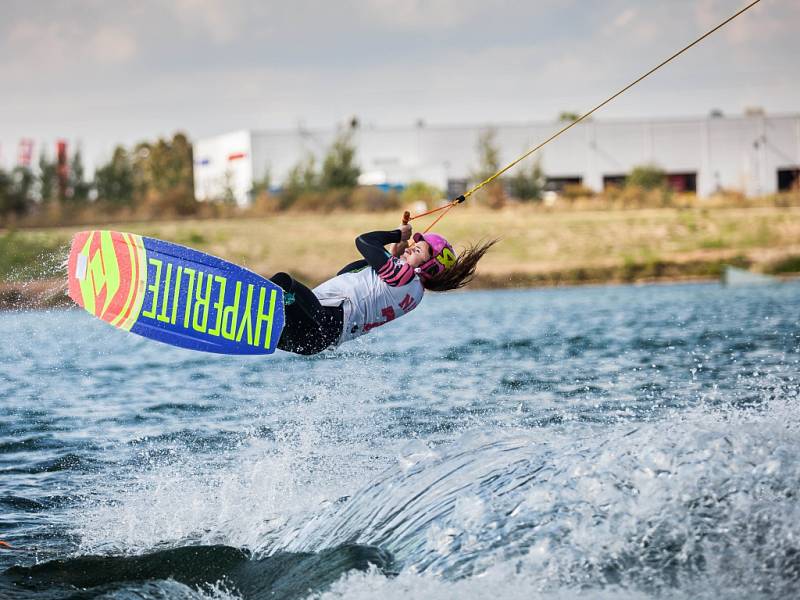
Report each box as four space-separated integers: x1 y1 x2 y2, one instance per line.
193 130 253 204
193 114 800 205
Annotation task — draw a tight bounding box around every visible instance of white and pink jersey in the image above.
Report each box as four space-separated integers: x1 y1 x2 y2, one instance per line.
313 257 424 345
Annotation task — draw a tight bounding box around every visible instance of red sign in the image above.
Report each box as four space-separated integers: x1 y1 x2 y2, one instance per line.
17 138 34 167
57 140 69 198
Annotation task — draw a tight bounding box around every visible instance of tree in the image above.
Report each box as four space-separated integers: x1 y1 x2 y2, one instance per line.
0 167 35 217
509 159 545 201
94 146 135 205
38 151 58 204
473 128 500 181
320 131 360 190
250 166 271 199
133 133 193 194
220 170 237 205
0 168 12 218
131 132 196 212
283 154 318 203
473 128 505 208
68 149 91 203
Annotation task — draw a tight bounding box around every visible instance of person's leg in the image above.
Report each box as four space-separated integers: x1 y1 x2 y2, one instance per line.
271 272 296 305
271 272 331 355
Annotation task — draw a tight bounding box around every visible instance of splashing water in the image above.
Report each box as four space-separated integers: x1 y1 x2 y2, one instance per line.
1 282 799 599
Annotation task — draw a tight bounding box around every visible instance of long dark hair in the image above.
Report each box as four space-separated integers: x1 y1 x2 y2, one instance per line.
422 239 498 292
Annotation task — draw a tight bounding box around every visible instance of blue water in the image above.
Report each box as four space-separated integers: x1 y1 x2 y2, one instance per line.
1 282 799 599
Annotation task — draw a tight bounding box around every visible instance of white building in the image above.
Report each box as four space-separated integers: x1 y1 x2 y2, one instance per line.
193 113 800 205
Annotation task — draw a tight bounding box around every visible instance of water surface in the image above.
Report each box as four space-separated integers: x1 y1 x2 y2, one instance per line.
1 282 799 599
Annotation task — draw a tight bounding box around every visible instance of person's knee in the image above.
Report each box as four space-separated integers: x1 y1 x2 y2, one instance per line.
271 272 294 291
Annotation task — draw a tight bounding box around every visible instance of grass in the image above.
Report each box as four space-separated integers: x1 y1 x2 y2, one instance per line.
3 205 800 296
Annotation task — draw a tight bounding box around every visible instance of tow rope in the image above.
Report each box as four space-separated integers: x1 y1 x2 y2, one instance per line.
403 0 762 232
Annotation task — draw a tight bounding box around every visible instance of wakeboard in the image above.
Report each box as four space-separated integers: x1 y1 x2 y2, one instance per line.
67 230 284 354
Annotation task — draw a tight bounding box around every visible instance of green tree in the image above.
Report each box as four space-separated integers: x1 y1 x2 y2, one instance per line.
320 131 360 190
558 111 588 123
509 158 545 201
473 128 500 181
0 167 35 217
250 166 271 199
284 154 317 196
133 133 194 193
221 170 237 205
68 149 91 203
0 168 11 218
473 127 505 208
38 152 58 204
131 132 195 211
400 181 442 205
627 164 667 190
94 146 135 205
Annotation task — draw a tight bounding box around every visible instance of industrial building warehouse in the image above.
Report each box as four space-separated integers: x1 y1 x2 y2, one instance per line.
193 113 800 206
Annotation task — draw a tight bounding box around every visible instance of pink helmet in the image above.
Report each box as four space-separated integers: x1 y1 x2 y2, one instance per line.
413 232 456 281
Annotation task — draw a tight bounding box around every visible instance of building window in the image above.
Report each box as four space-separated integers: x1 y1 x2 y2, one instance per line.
778 168 800 192
545 176 582 193
666 173 697 193
447 179 468 198
603 175 627 189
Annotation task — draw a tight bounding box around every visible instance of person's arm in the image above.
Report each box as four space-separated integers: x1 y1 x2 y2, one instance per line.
337 259 369 275
355 230 400 269
390 239 409 258
355 227 415 287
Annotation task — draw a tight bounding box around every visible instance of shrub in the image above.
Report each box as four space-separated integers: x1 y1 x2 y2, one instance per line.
290 189 350 213
282 154 319 207
606 184 672 209
627 164 667 190
249 191 281 216
560 183 595 202
509 160 545 202
350 187 401 212
400 181 442 208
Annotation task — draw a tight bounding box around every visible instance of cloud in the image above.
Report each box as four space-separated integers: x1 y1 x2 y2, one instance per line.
170 0 247 43
360 0 482 29
6 20 74 67
88 26 138 64
694 0 795 44
0 0 796 172
4 18 138 74
612 8 637 29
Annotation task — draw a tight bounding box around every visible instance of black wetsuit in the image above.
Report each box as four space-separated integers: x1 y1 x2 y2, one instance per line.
273 230 402 355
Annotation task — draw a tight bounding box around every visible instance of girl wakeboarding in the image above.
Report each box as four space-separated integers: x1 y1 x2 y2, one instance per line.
271 224 495 355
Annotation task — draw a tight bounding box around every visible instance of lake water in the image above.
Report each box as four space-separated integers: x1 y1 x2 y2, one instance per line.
1 282 799 599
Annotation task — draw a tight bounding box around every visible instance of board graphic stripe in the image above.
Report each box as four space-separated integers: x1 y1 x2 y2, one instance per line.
118 233 147 332
109 233 136 328
67 230 284 355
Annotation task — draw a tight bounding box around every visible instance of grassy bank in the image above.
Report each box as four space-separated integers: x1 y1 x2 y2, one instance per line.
3 205 800 308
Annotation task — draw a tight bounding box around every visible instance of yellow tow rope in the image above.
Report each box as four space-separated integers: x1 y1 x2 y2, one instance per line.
405 0 762 232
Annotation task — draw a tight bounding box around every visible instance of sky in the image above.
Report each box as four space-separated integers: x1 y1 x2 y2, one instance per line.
0 0 797 171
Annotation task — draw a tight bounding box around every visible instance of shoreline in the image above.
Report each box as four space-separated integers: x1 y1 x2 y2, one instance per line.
5 206 800 310
4 269 796 312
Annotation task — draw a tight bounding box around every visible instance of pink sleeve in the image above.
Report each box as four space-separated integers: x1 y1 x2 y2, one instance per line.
377 257 415 287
